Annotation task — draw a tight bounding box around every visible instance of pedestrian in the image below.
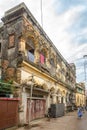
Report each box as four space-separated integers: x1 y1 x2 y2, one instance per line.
77 106 83 119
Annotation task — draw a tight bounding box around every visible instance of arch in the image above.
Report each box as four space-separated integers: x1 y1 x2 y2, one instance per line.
40 47 49 57
56 89 61 95
50 86 55 94
26 37 36 48
25 35 39 63
23 23 39 46
27 38 34 50
51 52 56 59
42 82 49 90
62 90 66 96
50 53 56 66
40 47 49 65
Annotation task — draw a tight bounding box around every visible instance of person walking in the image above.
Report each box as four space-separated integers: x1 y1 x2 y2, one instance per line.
77 106 83 119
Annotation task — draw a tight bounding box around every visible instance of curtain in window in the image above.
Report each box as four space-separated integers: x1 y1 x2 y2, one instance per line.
40 54 45 64
28 51 34 62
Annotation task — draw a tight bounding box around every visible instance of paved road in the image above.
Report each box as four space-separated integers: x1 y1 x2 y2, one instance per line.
17 111 87 130
78 111 87 130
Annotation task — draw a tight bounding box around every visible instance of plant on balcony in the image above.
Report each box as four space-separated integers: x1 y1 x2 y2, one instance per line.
0 79 15 97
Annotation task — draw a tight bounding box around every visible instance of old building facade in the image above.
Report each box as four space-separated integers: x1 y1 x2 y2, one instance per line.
0 3 76 125
76 82 86 107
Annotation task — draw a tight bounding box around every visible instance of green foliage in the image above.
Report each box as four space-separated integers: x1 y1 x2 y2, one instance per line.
0 79 15 94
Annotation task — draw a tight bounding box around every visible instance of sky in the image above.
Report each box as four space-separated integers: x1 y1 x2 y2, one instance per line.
0 0 87 84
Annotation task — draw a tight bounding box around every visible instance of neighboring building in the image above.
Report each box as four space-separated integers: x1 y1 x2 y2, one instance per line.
76 82 86 107
0 3 76 125
85 90 87 106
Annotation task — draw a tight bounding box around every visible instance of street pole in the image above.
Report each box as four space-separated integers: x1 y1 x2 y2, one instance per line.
28 74 34 128
40 0 43 27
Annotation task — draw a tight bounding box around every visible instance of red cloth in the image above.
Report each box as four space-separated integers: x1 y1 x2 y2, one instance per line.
40 54 45 64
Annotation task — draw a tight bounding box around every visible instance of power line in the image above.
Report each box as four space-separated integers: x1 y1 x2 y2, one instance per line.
40 0 43 27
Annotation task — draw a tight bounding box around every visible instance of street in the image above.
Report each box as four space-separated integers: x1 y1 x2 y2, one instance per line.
78 111 87 130
17 111 87 130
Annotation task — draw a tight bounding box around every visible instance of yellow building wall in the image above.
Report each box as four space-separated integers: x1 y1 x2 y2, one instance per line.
21 61 71 105
76 93 85 106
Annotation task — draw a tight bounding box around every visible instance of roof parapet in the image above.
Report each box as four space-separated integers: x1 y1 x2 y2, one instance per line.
5 2 26 16
0 22 3 28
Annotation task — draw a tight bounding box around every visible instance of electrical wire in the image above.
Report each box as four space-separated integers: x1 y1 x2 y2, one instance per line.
40 0 43 27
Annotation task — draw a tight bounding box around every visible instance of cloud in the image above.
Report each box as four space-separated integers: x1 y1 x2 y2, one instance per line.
69 9 87 34
54 0 87 14
67 43 87 62
38 4 85 60
76 59 85 82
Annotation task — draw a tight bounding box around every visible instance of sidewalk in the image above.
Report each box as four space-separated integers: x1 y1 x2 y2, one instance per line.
16 111 77 130
16 117 48 130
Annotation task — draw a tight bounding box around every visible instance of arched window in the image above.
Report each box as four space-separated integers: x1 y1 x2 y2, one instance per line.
26 39 35 62
40 50 46 64
50 58 55 67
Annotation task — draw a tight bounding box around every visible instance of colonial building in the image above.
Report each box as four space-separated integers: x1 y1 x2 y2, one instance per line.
76 82 86 107
0 3 76 125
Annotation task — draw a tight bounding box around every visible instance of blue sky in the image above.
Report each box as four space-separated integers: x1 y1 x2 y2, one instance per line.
54 0 87 14
0 0 87 84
